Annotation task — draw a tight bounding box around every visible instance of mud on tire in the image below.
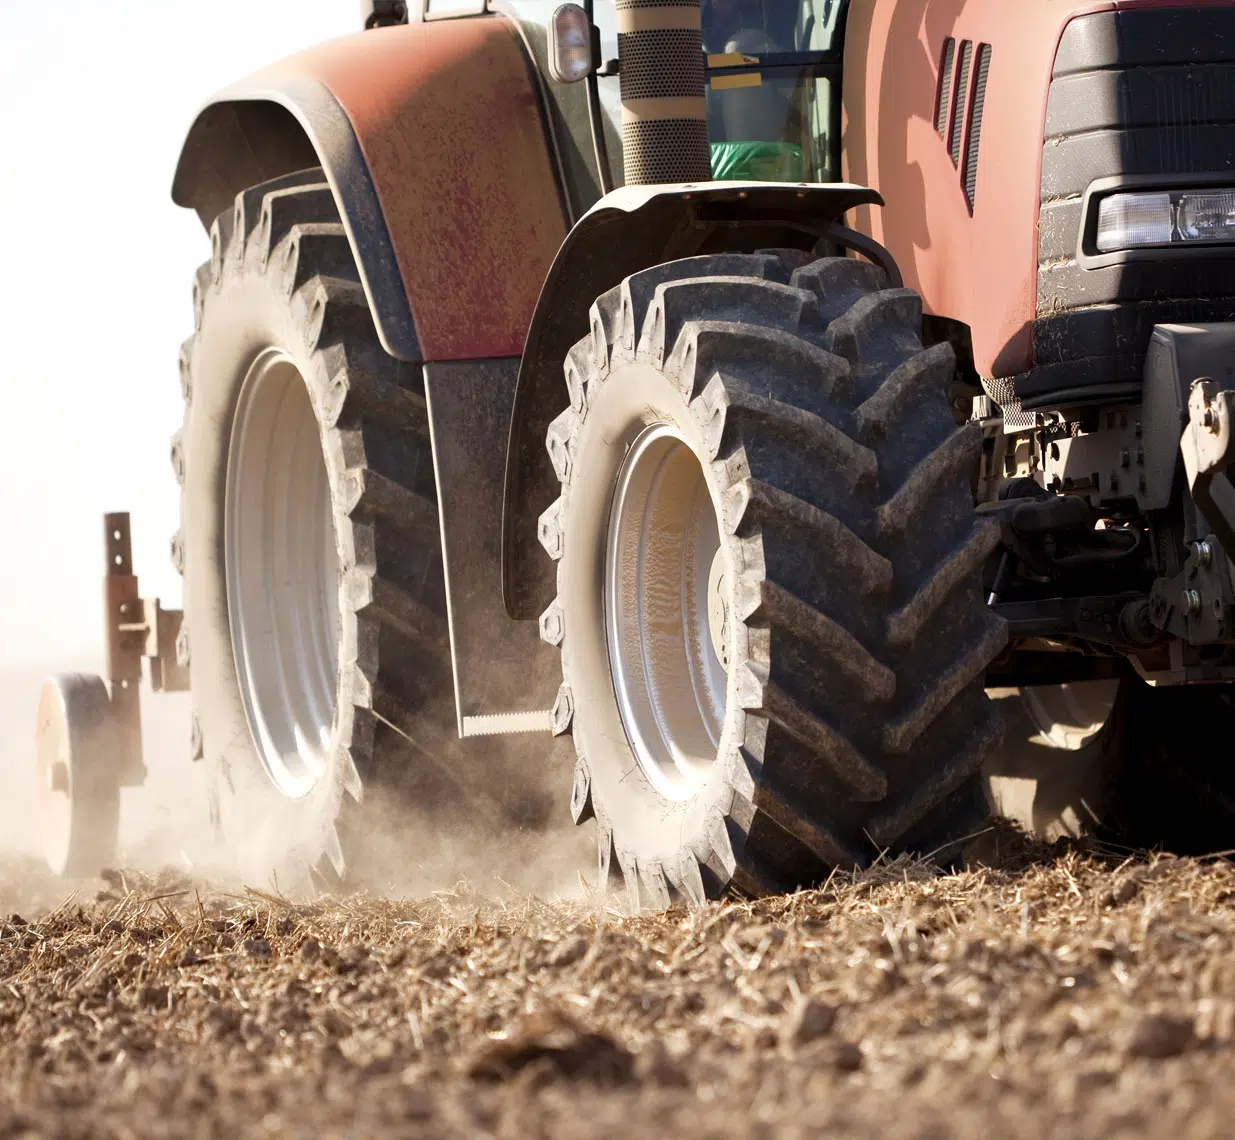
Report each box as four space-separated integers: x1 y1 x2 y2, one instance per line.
178 169 543 887
540 253 1007 905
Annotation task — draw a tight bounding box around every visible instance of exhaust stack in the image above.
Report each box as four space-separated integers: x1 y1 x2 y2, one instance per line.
616 0 710 185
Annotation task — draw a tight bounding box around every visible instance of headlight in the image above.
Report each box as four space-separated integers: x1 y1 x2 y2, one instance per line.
1095 192 1172 252
1178 190 1235 243
1095 188 1235 252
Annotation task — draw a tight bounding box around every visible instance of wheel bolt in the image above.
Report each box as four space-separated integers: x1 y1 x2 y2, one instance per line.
1183 589 1202 616
1193 540 1214 568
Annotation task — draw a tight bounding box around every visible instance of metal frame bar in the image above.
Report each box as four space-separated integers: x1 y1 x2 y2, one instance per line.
101 513 190 787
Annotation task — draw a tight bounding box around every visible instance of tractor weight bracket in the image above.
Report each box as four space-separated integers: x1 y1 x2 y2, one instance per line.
1181 378 1235 560
1142 378 1235 647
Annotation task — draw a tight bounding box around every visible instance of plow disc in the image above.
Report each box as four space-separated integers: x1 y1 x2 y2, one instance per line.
35 674 121 877
34 512 188 878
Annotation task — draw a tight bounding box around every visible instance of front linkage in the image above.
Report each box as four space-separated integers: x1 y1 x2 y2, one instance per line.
980 323 1235 689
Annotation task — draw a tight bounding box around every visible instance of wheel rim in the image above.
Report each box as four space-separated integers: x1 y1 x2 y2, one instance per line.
605 423 728 801
1020 680 1119 751
225 348 339 799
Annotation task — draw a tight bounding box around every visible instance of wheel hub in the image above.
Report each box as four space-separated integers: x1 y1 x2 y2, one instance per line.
605 424 728 801
225 348 339 799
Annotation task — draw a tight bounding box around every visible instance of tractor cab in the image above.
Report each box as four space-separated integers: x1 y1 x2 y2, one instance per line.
503 0 848 210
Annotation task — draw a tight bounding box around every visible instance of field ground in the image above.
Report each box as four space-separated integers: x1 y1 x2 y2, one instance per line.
3 674 1232 1136
1 830 1234 1139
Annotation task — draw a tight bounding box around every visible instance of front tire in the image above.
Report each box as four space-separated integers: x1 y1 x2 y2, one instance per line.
541 253 1008 905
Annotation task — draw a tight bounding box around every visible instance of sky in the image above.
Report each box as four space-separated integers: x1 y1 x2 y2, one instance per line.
0 0 355 669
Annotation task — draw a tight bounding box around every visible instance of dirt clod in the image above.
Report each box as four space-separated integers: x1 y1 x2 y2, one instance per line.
138 984 168 1010
467 1010 634 1085
1102 877 1143 908
298 937 321 962
821 1039 864 1071
1125 1013 1195 1059
782 997 837 1046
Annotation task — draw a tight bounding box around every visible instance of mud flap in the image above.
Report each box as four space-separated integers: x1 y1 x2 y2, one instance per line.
424 359 560 737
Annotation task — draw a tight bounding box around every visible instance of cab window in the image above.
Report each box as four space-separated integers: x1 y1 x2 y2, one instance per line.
703 0 846 183
494 0 846 196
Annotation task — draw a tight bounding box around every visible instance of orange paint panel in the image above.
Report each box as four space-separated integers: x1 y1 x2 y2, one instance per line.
843 0 1163 378
256 18 568 361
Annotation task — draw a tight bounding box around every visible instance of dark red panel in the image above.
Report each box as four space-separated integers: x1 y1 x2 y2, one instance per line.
257 18 568 361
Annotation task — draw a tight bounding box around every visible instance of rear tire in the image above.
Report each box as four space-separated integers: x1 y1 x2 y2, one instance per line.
1020 681 1119 752
987 679 1235 852
541 253 1007 905
178 169 540 887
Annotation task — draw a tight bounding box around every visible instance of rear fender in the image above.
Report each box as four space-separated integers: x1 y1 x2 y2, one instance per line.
172 17 568 363
501 181 886 620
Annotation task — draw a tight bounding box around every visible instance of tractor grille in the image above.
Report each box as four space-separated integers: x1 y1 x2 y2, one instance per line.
935 37 992 212
934 39 956 137
1023 6 1235 409
949 41 973 167
963 44 991 212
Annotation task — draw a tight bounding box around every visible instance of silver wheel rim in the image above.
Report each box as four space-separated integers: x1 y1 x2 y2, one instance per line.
225 348 339 799
1020 680 1119 751
605 424 728 801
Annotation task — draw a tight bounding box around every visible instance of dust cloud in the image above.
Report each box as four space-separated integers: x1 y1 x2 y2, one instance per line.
340 754 596 905
0 664 592 915
0 663 206 909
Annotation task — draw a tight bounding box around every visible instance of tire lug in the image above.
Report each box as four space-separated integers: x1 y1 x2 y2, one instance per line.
569 756 594 824
178 344 193 404
550 684 574 736
539 600 564 646
538 500 564 561
170 432 186 486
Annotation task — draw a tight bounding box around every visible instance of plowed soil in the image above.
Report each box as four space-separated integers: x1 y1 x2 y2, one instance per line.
1 829 1234 1139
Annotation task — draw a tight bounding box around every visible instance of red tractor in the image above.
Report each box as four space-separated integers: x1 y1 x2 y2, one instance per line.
36 0 1235 899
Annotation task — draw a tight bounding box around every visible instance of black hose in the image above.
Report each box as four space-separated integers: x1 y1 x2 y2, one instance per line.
1049 529 1142 568
584 0 614 195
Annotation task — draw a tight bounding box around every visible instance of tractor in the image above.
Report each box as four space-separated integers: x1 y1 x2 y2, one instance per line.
34 0 1235 900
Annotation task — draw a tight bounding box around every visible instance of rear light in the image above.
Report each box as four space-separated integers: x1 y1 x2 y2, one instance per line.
1095 188 1235 252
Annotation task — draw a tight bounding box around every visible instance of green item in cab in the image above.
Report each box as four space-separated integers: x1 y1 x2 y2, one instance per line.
710 140 807 182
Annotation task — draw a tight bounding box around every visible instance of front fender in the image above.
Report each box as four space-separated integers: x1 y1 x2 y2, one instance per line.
501 180 885 619
172 16 568 363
